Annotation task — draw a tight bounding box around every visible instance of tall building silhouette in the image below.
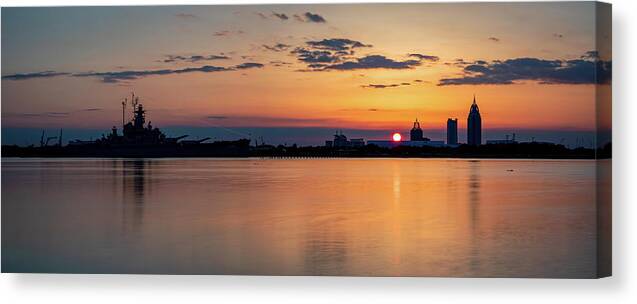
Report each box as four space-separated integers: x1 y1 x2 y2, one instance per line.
467 95 482 146
447 118 458 145
410 119 424 141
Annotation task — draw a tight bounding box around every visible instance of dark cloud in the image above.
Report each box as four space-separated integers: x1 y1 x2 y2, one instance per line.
174 13 197 19
2 71 69 81
234 62 265 69
291 38 373 66
303 12 326 23
290 37 433 71
207 115 229 120
82 108 102 112
408 53 440 62
361 82 411 89
259 11 325 23
553 33 564 39
488 37 500 42
324 55 421 71
292 48 342 63
306 38 371 51
272 12 289 20
262 43 292 52
438 52 612 85
162 54 230 63
73 62 263 83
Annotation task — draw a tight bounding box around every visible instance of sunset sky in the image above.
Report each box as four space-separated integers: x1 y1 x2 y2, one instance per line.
1 2 611 146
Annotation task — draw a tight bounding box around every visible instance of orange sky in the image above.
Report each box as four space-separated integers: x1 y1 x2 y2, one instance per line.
1 3 611 144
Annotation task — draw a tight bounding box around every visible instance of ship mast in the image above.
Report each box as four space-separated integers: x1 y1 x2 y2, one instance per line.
122 98 127 128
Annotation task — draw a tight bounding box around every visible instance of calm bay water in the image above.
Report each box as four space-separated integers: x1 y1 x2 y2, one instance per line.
2 158 598 277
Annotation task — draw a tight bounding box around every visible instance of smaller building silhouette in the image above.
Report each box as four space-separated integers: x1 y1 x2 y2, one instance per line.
447 118 458 145
326 131 365 148
410 119 424 141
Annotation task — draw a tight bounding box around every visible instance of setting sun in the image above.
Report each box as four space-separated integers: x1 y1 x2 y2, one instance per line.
392 133 402 142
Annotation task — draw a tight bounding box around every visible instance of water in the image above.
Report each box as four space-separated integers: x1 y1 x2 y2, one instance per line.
2 158 599 277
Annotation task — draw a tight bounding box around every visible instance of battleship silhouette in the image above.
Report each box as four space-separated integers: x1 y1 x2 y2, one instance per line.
3 93 251 157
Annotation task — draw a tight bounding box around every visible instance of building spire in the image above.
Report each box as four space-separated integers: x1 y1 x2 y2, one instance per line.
473 94 476 104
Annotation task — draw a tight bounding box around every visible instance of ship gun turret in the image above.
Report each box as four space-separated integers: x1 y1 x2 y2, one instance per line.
179 137 211 145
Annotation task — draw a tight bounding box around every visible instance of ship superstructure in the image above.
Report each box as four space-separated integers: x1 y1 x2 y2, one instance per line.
92 93 187 146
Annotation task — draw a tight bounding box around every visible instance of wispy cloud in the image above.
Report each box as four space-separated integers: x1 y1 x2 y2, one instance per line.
2 71 69 80
213 30 245 37
488 37 500 42
262 43 292 52
408 53 440 62
162 54 230 63
270 60 293 67
73 62 264 83
361 82 411 89
272 12 289 20
259 10 327 23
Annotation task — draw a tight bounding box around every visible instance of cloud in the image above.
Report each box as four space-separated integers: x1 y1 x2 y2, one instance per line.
408 53 440 62
292 48 342 63
162 54 230 63
290 38 434 71
45 112 70 117
2 71 69 80
292 12 327 23
207 115 229 120
234 62 265 69
553 33 564 39
262 43 292 52
213 30 244 37
291 38 373 66
444 58 471 66
323 55 421 71
272 12 289 20
306 38 371 51
258 11 325 23
488 37 500 42
5 111 70 118
303 12 326 23
270 60 292 67
438 52 612 85
73 62 264 83
174 13 197 19
361 82 411 89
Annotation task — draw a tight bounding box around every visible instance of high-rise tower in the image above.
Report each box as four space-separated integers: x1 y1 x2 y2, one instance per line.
467 95 482 146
